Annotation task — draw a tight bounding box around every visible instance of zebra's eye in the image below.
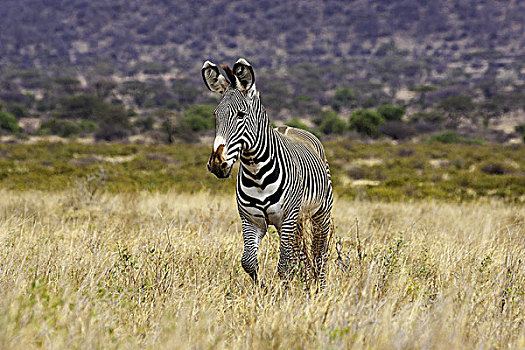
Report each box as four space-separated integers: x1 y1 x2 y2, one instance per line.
237 111 246 119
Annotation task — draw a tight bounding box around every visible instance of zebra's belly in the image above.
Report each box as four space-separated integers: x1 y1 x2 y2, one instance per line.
238 194 284 227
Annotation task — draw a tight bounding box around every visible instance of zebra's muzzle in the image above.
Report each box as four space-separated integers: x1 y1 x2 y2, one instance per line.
207 144 232 178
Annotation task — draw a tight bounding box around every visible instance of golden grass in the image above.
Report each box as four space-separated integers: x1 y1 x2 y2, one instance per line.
0 189 524 349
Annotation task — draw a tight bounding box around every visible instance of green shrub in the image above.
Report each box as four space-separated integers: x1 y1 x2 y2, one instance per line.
38 118 98 137
348 109 385 137
378 121 415 140
38 119 80 137
4 103 31 118
0 111 22 133
178 104 215 132
439 95 475 114
427 131 483 145
78 120 98 133
438 95 475 128
314 110 346 135
480 162 507 175
409 110 445 124
331 87 357 111
134 116 155 131
54 94 105 120
95 105 131 141
515 124 525 143
377 105 405 122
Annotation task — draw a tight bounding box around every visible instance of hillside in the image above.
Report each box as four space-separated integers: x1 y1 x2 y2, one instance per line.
0 0 524 143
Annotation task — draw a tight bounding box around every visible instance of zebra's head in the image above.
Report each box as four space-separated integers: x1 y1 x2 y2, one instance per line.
202 58 257 179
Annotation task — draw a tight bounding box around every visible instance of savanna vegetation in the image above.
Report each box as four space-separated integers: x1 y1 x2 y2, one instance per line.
0 141 523 202
1 1 524 146
0 1 524 348
0 190 523 348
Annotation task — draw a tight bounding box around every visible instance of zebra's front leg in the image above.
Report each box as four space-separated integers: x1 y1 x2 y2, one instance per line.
240 216 267 285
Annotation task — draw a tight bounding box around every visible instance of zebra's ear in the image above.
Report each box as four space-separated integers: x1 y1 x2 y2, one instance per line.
202 61 229 95
233 58 255 92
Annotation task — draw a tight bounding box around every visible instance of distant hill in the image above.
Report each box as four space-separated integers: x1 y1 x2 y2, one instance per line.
2 0 524 72
0 0 524 143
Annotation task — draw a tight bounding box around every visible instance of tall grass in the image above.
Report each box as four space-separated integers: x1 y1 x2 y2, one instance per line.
0 190 523 348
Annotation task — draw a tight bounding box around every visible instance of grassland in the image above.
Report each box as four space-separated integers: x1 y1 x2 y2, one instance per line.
0 140 524 202
0 190 523 349
0 141 524 348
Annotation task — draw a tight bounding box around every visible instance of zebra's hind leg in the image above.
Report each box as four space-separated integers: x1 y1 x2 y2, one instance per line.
240 216 267 286
293 216 312 290
277 215 299 282
311 212 332 291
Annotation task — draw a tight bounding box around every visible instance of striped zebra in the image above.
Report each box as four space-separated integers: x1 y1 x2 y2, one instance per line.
203 58 333 288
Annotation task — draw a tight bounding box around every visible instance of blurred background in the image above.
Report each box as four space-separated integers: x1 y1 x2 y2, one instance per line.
0 0 523 144
0 0 523 201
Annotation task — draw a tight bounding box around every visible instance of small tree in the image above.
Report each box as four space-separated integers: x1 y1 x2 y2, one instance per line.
411 85 437 107
156 109 177 144
438 95 475 129
515 124 525 144
54 94 105 120
94 104 131 141
377 105 405 122
409 110 445 124
378 122 416 140
348 109 385 137
331 87 357 112
314 110 346 135
179 104 215 132
0 111 22 133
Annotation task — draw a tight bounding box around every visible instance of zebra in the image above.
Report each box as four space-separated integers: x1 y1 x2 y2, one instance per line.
202 58 333 289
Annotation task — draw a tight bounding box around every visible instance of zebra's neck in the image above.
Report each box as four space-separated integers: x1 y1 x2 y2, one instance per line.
240 111 278 176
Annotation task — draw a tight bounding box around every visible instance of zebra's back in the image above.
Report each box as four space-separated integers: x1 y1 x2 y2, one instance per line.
275 126 327 163
273 127 332 217
276 126 332 186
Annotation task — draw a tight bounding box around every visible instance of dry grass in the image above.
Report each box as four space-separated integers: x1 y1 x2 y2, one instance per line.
0 189 524 349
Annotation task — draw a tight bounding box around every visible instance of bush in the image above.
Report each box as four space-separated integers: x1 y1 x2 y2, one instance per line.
348 109 385 137
438 95 475 128
314 110 346 135
4 103 31 118
412 122 440 134
78 120 98 133
378 121 416 140
331 87 357 111
54 94 105 120
95 105 131 141
513 124 525 143
0 111 22 133
439 95 475 114
480 162 507 175
377 105 405 122
410 110 445 124
515 124 525 136
38 118 98 137
178 104 215 132
134 116 155 132
39 119 80 137
427 131 483 145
